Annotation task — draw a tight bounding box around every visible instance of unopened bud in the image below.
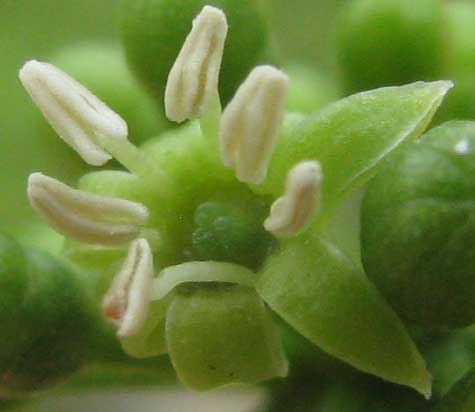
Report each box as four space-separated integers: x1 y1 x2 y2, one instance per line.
220 65 288 184
165 6 228 123
19 60 128 166
264 161 322 236
102 239 154 337
27 173 148 245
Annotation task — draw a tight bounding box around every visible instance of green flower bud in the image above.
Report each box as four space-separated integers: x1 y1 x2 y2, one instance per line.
0 234 96 395
361 120 475 329
118 0 269 104
335 0 445 94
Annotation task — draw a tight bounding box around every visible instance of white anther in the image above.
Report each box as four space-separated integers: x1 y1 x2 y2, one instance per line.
102 239 154 337
19 60 128 166
220 65 289 184
165 5 228 123
264 161 323 237
27 173 149 245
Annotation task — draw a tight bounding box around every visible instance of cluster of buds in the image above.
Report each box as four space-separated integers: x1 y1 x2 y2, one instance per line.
19 5 323 339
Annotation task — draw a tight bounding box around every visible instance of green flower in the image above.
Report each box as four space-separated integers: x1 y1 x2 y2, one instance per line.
20 4 453 395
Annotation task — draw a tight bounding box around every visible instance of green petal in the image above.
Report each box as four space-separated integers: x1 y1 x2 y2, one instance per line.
435 368 475 412
152 261 256 301
256 232 431 396
255 81 452 226
120 297 171 359
166 285 288 391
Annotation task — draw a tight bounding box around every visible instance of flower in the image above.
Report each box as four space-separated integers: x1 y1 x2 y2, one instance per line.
20 4 452 396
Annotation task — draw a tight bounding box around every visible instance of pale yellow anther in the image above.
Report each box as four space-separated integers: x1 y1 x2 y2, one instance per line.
264 161 323 237
27 173 149 245
165 5 228 123
19 60 128 166
102 239 154 337
220 65 289 184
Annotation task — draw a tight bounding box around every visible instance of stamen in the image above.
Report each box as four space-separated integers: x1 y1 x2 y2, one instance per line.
220 65 289 184
19 60 128 166
27 173 149 245
264 161 323 237
165 5 228 123
102 238 154 337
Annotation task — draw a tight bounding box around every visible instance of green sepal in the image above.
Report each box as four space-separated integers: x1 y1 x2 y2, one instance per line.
256 232 431 397
435 368 475 412
255 81 452 227
166 284 288 391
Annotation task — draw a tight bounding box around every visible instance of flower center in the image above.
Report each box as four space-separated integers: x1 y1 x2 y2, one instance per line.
185 197 275 270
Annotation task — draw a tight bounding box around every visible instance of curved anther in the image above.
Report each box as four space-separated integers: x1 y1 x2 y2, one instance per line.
264 161 323 237
102 238 154 337
165 5 228 123
19 60 128 166
220 65 289 184
27 173 148 245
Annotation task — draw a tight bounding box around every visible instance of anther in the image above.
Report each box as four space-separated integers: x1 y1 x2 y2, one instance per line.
19 60 128 166
165 5 228 123
27 173 149 245
102 239 154 337
220 65 289 184
264 161 323 237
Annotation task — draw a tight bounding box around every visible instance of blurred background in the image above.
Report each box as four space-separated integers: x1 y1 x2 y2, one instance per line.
2 0 475 410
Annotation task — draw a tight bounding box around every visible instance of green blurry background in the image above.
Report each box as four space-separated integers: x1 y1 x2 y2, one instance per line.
3 0 475 411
